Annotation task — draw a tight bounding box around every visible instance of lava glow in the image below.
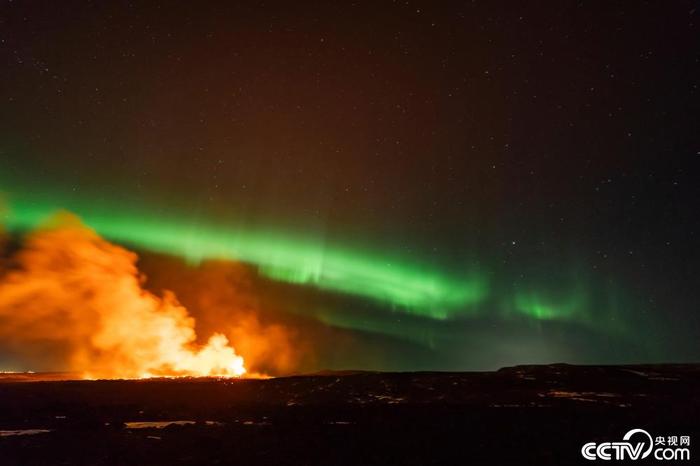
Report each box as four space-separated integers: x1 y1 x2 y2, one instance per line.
0 213 247 379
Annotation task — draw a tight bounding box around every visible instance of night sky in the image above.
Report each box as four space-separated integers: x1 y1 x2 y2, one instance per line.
1 1 699 373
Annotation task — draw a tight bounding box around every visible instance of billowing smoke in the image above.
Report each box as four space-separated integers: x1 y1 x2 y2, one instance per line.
0 213 279 378
154 260 304 375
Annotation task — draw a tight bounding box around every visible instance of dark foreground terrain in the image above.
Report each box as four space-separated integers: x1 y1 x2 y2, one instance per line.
1 364 698 465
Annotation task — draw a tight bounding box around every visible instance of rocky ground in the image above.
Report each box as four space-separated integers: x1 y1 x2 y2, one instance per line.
1 364 698 465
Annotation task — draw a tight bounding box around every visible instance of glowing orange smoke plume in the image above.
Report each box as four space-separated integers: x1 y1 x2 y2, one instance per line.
0 213 245 379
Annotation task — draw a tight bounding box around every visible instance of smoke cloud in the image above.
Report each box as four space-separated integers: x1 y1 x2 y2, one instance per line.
0 213 299 378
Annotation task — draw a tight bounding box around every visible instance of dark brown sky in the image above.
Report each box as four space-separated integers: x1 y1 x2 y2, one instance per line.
1 1 698 369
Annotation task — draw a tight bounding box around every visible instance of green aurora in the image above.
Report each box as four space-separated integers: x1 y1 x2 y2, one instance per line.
1 186 634 339
2 189 486 319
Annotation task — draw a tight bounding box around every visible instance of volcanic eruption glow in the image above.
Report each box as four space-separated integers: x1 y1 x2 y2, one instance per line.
0 213 247 379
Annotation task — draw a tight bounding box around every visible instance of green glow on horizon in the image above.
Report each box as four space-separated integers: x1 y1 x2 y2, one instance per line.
1 195 488 318
514 291 587 321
